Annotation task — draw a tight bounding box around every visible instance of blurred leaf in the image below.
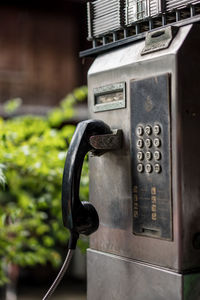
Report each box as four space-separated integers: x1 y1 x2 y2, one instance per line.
0 86 88 284
3 98 22 114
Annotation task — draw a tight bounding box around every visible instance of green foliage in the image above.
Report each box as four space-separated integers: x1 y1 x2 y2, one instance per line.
0 86 89 285
3 98 22 114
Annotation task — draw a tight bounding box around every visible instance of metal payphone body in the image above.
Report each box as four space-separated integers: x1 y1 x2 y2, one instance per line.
87 24 200 299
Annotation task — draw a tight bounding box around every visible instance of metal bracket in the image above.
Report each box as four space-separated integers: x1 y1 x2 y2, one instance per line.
89 129 123 156
141 26 179 55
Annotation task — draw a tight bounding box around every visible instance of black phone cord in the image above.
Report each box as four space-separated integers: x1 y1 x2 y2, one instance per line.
42 249 74 300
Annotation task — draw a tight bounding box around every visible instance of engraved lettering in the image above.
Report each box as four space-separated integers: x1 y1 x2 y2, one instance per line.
152 204 156 212
133 186 138 193
151 195 156 203
152 212 157 221
151 187 156 195
151 187 157 220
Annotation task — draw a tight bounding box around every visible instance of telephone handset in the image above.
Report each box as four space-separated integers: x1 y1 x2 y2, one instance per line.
43 119 122 299
61 119 112 248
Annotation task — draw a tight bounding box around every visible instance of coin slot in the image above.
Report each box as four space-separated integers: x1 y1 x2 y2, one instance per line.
151 30 165 38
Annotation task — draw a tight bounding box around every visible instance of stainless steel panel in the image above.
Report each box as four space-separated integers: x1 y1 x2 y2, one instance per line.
88 24 200 271
87 249 186 300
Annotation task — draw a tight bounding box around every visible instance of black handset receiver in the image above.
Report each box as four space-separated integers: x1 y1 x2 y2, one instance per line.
43 119 114 300
61 119 112 249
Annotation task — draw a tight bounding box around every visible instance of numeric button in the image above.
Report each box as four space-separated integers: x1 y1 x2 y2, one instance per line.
145 164 152 174
145 125 152 136
153 124 161 135
154 151 161 161
137 151 144 161
145 151 152 161
137 139 144 149
145 138 152 148
154 164 162 173
136 126 144 137
137 164 144 173
153 138 161 148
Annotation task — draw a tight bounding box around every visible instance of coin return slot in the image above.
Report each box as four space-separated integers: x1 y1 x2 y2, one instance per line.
142 227 160 237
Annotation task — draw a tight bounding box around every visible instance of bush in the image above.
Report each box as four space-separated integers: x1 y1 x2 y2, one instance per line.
0 86 88 285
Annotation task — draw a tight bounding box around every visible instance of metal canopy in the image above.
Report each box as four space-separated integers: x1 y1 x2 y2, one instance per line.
80 0 200 57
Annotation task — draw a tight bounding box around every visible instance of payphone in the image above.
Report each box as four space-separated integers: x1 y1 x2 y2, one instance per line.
58 1 200 300
85 21 200 300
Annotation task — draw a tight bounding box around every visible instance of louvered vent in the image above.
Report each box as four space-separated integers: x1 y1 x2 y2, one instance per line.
125 0 163 25
166 0 199 11
87 0 124 38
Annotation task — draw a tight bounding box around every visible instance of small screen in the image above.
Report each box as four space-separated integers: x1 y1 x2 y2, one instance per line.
93 82 126 112
95 91 124 105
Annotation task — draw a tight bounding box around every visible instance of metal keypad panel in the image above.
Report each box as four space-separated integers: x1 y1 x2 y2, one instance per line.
136 123 162 174
131 74 172 240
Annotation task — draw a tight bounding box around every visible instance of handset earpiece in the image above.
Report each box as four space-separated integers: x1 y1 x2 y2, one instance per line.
61 119 112 249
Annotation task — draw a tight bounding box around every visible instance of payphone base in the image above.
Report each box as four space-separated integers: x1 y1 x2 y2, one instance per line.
87 249 200 300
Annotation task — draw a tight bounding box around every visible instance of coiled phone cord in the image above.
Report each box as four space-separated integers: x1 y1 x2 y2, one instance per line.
42 249 74 300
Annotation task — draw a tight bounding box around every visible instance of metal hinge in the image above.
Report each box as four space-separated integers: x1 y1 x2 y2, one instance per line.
90 129 123 156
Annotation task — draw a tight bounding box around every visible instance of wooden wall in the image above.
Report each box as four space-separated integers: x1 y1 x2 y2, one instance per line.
0 1 91 110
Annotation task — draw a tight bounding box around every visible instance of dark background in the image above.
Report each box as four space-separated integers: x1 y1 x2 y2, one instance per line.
0 0 92 115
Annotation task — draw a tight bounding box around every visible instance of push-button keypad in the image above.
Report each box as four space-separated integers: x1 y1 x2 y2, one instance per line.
131 74 172 240
136 122 162 174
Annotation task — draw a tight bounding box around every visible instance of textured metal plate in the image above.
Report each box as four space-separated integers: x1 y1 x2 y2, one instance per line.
131 74 172 240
